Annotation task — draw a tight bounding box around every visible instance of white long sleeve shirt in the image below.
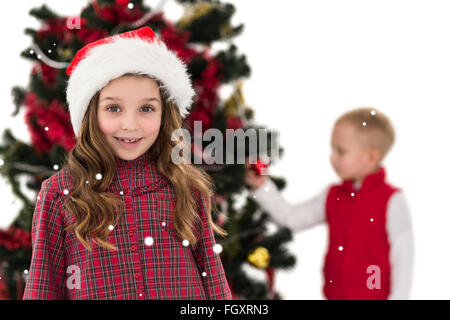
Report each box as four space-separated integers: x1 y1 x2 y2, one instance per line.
249 178 414 299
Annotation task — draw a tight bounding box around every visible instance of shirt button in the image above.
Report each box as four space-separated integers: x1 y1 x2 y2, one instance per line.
131 245 137 252
129 231 135 236
134 273 141 279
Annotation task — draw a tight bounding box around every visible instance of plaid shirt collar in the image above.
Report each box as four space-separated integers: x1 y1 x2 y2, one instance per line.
109 152 169 193
114 152 152 168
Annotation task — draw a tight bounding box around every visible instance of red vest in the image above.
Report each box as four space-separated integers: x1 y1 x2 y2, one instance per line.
323 167 399 300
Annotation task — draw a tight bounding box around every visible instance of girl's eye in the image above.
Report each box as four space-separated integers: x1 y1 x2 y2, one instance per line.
106 105 120 112
106 105 154 113
141 105 154 112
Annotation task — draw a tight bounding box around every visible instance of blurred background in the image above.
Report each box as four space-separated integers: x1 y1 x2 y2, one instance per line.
1 0 449 299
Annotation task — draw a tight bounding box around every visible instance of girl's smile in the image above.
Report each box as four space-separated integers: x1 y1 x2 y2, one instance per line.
114 136 144 147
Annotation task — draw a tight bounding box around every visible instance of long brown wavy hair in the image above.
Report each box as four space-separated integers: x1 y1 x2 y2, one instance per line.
63 73 227 251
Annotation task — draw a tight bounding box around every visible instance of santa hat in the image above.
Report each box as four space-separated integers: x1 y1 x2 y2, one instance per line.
65 26 195 138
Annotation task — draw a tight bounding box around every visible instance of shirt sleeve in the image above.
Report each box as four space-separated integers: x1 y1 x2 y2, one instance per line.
249 178 328 233
192 193 232 300
386 191 414 300
23 178 66 300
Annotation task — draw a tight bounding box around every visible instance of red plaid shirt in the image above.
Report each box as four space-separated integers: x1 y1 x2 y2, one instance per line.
23 152 232 300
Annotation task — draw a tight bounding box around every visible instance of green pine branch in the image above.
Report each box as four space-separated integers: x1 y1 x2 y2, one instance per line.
29 4 59 22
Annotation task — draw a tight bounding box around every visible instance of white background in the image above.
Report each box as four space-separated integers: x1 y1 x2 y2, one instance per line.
1 0 449 299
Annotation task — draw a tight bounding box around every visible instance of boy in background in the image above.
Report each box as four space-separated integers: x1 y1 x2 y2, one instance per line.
245 107 413 299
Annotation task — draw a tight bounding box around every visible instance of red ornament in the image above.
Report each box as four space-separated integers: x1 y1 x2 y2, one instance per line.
250 159 269 175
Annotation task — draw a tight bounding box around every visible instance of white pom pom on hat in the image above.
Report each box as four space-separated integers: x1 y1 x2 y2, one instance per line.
65 26 195 138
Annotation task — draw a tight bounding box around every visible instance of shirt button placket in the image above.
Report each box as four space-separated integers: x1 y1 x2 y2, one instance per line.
128 226 144 299
124 188 145 299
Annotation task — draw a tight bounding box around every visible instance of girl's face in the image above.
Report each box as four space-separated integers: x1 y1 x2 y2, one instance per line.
330 122 379 182
97 75 162 161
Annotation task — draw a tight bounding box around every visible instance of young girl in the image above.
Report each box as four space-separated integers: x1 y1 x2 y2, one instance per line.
23 27 232 300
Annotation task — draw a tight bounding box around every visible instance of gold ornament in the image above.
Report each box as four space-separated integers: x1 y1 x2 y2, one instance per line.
248 247 270 269
178 2 214 29
57 47 73 60
223 97 238 117
220 23 233 38
223 82 247 117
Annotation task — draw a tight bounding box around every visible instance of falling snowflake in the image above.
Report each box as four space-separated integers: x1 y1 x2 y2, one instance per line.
213 243 223 254
144 236 154 246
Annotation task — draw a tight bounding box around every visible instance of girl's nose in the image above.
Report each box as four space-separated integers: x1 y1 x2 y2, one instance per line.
121 116 140 131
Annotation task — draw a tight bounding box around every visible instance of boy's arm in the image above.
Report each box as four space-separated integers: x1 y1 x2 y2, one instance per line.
23 178 66 300
249 179 328 233
386 191 414 300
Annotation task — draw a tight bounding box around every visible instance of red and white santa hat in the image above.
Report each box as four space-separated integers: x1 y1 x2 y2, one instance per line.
66 26 194 137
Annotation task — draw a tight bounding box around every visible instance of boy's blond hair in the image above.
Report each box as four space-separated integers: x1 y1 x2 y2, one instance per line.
335 107 395 161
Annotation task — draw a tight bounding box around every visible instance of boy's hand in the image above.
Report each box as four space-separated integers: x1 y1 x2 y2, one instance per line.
244 162 268 189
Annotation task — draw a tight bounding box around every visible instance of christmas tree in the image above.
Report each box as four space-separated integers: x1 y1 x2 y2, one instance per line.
0 0 295 299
